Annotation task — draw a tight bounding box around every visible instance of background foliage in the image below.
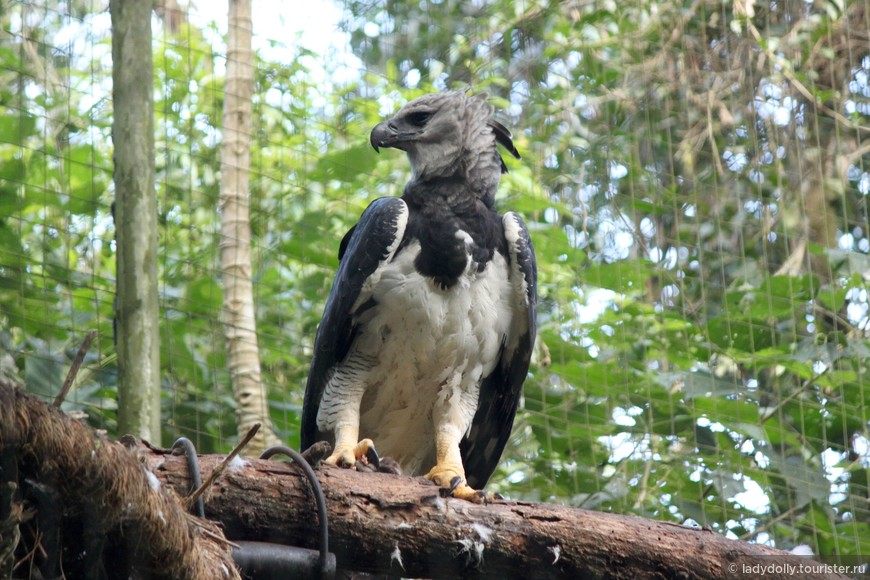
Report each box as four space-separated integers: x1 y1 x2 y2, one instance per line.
1 0 868 558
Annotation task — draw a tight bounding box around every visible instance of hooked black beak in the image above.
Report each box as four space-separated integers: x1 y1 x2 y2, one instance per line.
370 121 396 153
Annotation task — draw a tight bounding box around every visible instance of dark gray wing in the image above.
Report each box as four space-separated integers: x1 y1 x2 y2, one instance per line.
301 197 409 450
460 212 537 488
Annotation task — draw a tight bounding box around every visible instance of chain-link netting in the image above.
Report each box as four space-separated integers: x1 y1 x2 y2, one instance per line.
1 0 868 559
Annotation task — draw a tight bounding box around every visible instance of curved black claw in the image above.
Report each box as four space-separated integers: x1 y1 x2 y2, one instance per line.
355 444 381 472
439 475 464 498
364 445 380 469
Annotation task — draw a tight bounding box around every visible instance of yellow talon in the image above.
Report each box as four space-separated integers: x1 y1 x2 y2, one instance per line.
325 437 379 469
426 462 494 504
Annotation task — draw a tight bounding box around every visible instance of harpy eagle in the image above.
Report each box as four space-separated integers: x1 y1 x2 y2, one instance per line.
301 91 537 502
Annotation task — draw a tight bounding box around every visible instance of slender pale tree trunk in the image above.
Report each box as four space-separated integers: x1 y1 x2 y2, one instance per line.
220 0 280 454
111 0 161 442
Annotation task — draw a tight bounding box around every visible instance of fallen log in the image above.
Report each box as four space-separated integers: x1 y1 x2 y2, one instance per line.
144 445 845 579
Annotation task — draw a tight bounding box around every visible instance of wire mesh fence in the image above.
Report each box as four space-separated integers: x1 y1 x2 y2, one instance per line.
1 0 868 558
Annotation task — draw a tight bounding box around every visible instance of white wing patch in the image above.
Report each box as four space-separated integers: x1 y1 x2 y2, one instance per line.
354 202 411 309
502 211 532 354
317 202 409 435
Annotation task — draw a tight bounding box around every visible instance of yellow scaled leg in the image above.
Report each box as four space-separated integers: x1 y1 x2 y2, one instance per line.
425 428 494 504
324 424 379 469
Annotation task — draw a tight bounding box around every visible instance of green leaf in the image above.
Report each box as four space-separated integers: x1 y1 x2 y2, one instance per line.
816 283 847 312
693 397 760 424
744 274 815 319
0 186 21 219
765 450 831 508
314 141 379 182
828 249 870 276
584 259 653 294
704 315 776 352
184 277 222 316
0 112 37 143
25 350 62 396
672 370 743 399
0 156 25 184
66 145 109 215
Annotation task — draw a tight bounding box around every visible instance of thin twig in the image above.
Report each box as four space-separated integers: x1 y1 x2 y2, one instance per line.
760 371 825 424
185 423 261 511
53 330 97 408
845 140 870 165
198 525 240 548
139 437 173 454
739 505 800 541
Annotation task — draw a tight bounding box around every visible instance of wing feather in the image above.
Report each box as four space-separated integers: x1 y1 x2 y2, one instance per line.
301 197 409 450
488 119 521 174
460 212 537 488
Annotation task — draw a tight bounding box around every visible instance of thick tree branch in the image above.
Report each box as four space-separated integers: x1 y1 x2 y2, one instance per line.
145 447 845 580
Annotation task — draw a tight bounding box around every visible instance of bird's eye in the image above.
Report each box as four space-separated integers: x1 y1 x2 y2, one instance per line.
407 111 432 127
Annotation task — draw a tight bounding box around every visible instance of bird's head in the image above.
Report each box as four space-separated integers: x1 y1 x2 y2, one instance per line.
370 91 520 193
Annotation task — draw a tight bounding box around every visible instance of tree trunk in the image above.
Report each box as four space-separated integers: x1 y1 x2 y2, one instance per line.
145 449 846 580
111 0 161 443
219 0 279 454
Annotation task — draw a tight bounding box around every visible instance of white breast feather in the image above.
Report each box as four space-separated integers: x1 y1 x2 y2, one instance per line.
347 235 515 475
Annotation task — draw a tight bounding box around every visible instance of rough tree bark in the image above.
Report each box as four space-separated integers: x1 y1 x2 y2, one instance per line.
145 449 846 580
111 0 161 442
219 0 279 454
